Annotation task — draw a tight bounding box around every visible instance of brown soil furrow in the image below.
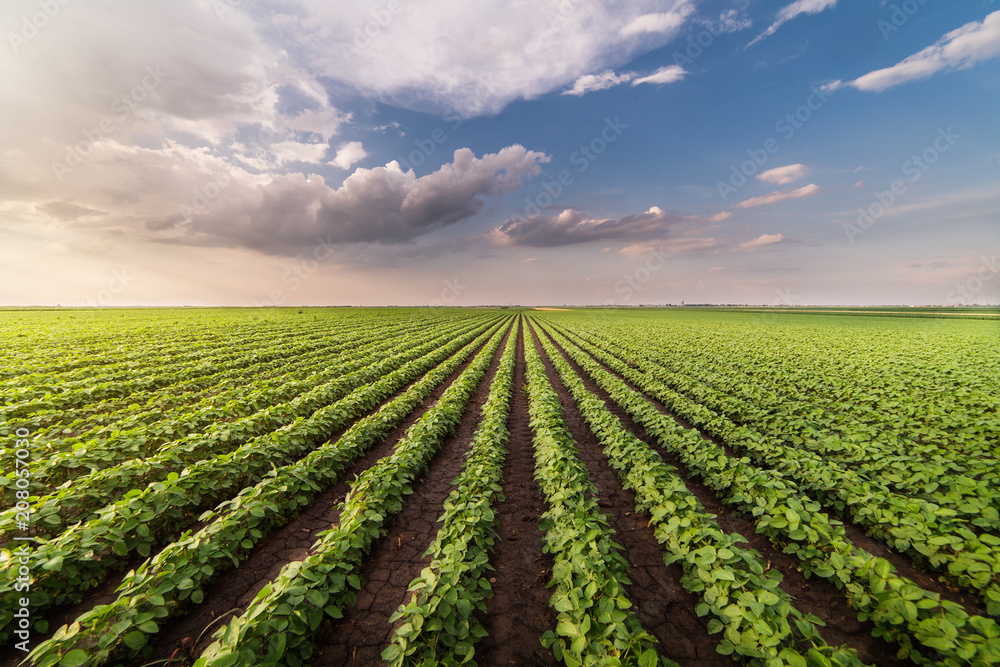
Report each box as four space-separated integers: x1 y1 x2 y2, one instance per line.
476 317 559 667
527 320 730 667
551 324 986 619
134 326 503 665
539 323 913 665
310 321 514 666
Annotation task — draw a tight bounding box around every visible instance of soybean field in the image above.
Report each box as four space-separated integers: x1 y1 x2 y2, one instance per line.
1 307 998 667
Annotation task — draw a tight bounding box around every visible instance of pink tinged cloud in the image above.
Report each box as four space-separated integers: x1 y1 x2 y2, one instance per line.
757 163 809 185
734 183 820 209
737 233 785 251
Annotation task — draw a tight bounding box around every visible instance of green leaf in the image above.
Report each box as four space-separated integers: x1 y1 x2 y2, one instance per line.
123 630 147 650
59 650 89 667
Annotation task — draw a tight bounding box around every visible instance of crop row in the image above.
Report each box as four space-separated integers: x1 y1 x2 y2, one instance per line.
384 321 519 666
538 320 1000 665
23 314 469 486
16 314 439 444
0 317 505 641
522 324 671 667
562 323 1000 616
531 320 865 667
24 317 514 667
191 318 514 665
577 326 1000 531
0 316 491 544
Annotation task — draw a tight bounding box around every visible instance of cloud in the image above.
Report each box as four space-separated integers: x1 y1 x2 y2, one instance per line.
36 202 107 221
620 10 691 37
490 205 684 247
757 163 809 185
632 65 687 86
735 183 820 209
564 65 686 95
713 9 752 33
181 145 550 250
708 211 733 222
563 71 635 96
828 11 1000 92
747 0 837 47
270 141 330 165
287 0 695 115
330 141 369 170
737 233 785 251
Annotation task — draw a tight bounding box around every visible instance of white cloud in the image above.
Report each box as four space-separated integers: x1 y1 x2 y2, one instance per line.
563 71 634 96
838 11 1000 92
620 10 691 37
271 141 330 165
714 9 751 33
330 141 369 170
564 65 686 96
757 163 809 185
737 233 785 251
708 211 733 222
735 183 820 209
287 0 695 115
632 65 686 86
747 0 837 47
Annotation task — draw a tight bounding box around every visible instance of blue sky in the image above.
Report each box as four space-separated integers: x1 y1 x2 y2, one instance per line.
1 0 998 306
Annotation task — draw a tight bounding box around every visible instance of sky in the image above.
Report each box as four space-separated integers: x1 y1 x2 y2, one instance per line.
1 0 998 307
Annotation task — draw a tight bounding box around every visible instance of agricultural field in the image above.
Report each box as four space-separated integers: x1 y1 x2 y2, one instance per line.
0 307 998 667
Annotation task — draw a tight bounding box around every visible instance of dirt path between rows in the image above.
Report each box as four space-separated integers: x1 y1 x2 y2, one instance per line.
476 316 559 666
